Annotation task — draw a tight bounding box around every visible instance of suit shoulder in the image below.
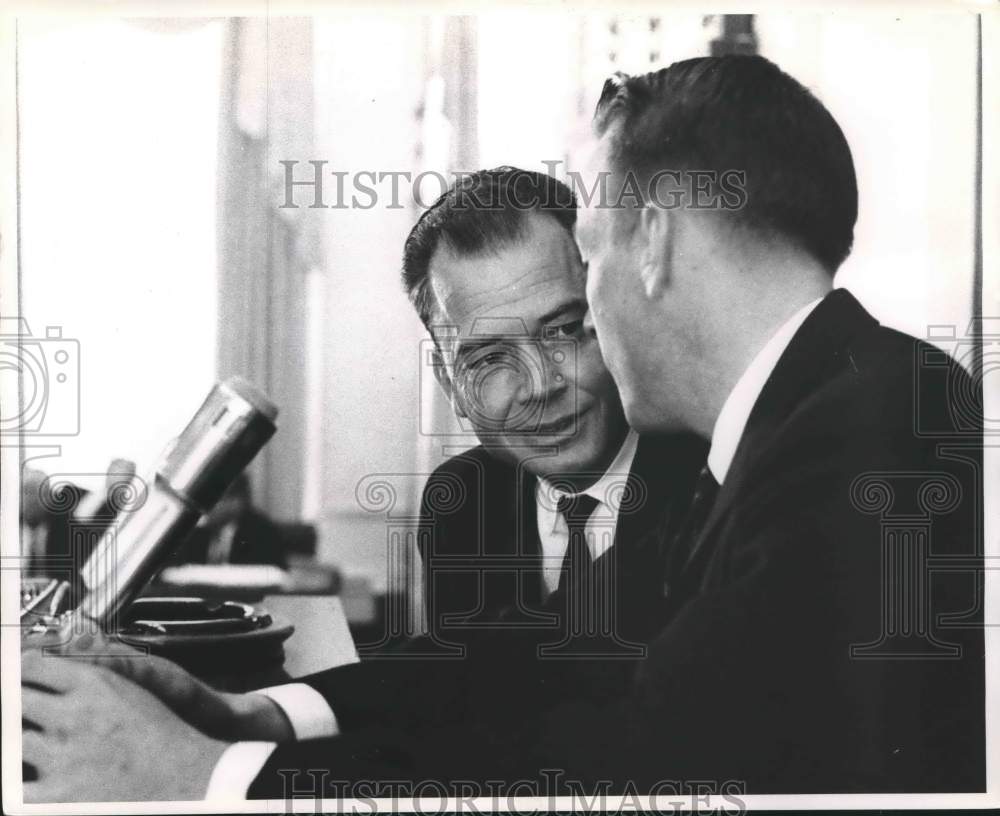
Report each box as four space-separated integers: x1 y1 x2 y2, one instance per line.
425 445 501 484
764 324 975 477
836 324 975 429
419 445 512 516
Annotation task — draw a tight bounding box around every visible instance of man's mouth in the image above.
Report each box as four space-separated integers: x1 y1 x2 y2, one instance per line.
531 412 581 436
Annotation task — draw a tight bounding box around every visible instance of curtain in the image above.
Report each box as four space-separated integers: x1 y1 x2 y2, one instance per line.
215 17 318 519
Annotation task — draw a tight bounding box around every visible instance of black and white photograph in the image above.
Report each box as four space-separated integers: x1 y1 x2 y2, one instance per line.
1 1 997 811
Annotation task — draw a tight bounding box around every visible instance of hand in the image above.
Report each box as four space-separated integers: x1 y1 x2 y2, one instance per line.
22 650 228 802
25 630 294 743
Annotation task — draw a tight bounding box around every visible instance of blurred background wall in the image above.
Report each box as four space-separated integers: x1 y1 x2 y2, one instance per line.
14 11 986 604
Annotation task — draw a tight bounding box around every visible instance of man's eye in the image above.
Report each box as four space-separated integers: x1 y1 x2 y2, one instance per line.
465 348 513 371
551 320 585 338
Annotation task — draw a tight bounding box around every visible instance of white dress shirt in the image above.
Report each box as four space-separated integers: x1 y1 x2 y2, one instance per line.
707 297 823 484
208 297 827 798
205 429 643 799
204 682 335 799
535 428 640 596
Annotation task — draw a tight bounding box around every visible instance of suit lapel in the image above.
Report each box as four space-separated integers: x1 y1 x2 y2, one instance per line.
681 289 880 586
582 432 708 639
621 432 709 547
740 289 877 453
517 467 544 606
482 453 543 607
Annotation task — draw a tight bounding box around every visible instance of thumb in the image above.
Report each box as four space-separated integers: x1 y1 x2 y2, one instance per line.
87 648 184 695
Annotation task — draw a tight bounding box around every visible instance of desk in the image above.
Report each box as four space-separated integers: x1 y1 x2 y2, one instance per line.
262 594 358 677
189 595 358 692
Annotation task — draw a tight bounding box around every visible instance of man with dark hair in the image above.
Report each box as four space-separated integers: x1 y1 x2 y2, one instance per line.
22 57 984 798
402 167 578 327
401 167 703 632
561 55 983 791
21 167 706 801
249 57 982 793
591 58 857 272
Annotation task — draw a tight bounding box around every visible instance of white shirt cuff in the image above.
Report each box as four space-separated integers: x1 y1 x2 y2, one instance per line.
256 682 339 740
204 741 277 800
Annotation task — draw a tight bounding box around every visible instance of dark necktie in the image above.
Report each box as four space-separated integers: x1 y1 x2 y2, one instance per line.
663 463 720 597
556 493 600 594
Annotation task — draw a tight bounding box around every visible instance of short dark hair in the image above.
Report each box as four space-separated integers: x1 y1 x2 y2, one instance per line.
401 167 577 328
594 56 858 272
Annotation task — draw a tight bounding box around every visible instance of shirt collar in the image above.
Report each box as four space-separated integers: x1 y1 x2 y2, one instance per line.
537 427 640 507
707 298 823 484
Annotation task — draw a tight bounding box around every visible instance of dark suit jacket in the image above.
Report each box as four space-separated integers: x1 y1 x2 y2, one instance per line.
246 432 705 775
249 290 984 796
417 435 707 644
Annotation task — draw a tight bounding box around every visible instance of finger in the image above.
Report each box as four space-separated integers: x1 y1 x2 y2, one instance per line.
23 779 69 805
69 630 146 655
21 686 63 731
23 781 53 804
20 651 88 693
89 638 151 658
84 649 162 690
96 650 199 705
44 630 103 654
108 630 147 651
73 645 148 682
20 650 67 693
22 731 57 770
95 635 146 658
39 628 138 657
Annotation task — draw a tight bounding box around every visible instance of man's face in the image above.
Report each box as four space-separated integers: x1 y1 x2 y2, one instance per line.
575 133 674 433
429 211 629 484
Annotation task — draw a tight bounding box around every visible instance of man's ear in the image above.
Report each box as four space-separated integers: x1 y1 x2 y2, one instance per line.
431 347 467 419
637 205 672 300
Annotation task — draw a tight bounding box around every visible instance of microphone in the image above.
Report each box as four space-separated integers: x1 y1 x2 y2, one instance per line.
65 377 278 634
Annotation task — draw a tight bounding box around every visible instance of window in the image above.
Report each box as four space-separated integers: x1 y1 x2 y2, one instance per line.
17 18 223 484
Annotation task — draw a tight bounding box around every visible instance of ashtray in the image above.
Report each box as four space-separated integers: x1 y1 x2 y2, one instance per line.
117 596 294 680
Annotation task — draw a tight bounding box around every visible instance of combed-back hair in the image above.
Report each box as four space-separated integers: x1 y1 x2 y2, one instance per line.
402 167 577 328
594 56 858 272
